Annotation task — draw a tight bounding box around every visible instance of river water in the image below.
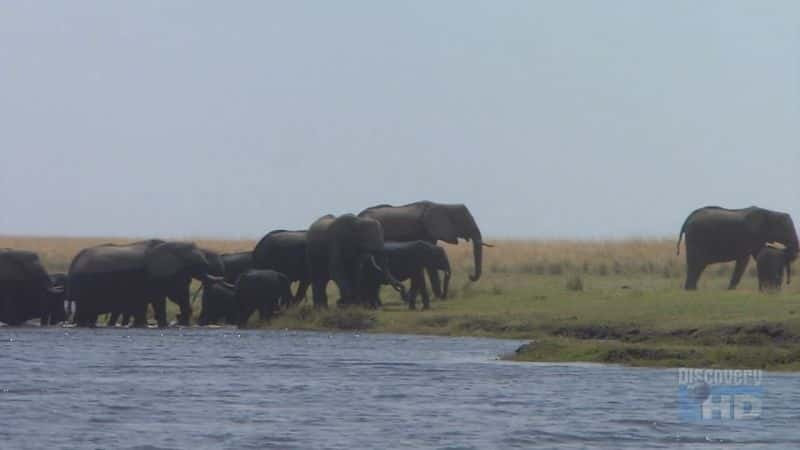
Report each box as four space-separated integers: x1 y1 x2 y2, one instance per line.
0 328 798 449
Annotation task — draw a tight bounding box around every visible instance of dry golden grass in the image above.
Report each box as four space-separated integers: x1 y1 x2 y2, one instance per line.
0 235 711 279
0 236 255 272
444 238 687 279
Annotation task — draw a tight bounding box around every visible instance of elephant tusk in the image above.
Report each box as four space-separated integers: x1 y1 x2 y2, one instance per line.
369 255 382 272
482 242 495 248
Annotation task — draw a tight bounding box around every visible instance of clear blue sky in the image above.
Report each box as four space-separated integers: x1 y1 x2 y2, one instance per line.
1 1 798 238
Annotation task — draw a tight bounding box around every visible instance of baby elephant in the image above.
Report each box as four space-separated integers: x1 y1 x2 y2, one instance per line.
756 245 791 292
198 269 292 327
359 241 451 310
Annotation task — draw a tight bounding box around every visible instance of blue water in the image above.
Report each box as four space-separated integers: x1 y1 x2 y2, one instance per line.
0 328 798 449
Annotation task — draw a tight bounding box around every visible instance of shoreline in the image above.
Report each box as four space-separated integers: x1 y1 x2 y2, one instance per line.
3 235 799 371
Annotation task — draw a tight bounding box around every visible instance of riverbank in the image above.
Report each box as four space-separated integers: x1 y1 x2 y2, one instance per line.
265 273 800 371
5 235 800 370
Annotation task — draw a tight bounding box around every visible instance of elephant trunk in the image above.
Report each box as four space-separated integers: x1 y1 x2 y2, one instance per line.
428 268 443 299
376 255 407 302
442 270 451 299
469 233 483 282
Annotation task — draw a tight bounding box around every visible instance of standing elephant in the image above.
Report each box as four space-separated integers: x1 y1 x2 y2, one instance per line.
677 206 799 290
252 230 310 304
358 201 486 292
0 249 64 326
234 269 292 327
359 241 451 310
69 240 212 327
756 245 791 292
307 214 406 308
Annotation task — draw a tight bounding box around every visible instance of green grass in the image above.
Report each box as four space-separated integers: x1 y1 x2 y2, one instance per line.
259 272 800 371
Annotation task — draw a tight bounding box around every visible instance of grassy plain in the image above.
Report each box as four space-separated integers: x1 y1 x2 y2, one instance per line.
4 235 800 370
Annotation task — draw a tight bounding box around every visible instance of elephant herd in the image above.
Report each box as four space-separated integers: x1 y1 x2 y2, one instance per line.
1 203 796 328
0 201 483 327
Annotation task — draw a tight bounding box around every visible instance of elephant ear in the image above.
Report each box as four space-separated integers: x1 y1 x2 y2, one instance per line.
145 244 184 279
424 206 459 244
744 209 768 236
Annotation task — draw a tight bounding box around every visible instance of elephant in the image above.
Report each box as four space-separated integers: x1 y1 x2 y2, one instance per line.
198 269 292 327
252 230 310 305
677 206 799 290
219 252 253 283
196 280 237 325
756 245 791 292
68 240 212 327
106 246 228 327
0 249 64 326
307 214 406 308
358 201 486 293
358 241 451 310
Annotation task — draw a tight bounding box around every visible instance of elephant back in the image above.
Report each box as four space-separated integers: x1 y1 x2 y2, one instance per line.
359 203 427 240
69 240 163 275
0 249 47 282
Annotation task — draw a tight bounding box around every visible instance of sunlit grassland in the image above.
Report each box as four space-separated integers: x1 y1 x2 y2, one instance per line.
4 235 800 370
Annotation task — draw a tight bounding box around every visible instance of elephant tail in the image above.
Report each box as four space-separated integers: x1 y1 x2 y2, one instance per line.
676 218 690 255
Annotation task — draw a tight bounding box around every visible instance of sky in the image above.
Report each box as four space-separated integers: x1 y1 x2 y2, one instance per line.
1 1 798 239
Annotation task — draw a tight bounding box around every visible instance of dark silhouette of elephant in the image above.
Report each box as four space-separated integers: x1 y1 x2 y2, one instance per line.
307 214 406 308
358 201 486 292
198 269 292 327
68 240 213 327
677 206 799 290
197 281 237 325
252 230 310 304
219 252 253 283
42 272 68 325
358 241 451 310
756 245 791 292
0 249 64 326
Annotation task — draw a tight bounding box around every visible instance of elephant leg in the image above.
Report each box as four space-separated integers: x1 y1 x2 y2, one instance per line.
151 297 168 327
238 306 254 328
107 312 120 327
729 257 749 290
418 276 431 311
408 276 422 310
372 285 382 308
311 278 328 308
293 279 310 305
332 273 355 306
131 303 148 328
684 253 706 290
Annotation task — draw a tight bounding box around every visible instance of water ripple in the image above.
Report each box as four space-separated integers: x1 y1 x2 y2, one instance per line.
0 329 798 449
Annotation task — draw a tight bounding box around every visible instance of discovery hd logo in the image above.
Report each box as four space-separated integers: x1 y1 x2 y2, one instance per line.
678 368 763 422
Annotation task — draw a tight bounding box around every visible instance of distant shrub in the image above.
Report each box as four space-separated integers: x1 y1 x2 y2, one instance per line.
565 275 584 291
547 263 564 275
